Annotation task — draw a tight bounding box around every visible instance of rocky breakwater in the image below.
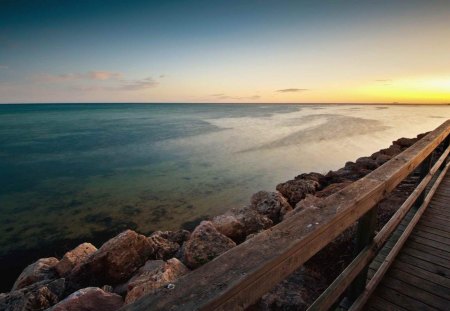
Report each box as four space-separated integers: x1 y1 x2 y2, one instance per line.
0 132 434 311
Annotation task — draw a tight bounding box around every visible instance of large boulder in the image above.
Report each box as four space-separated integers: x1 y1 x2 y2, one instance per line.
12 257 59 291
55 243 97 277
250 191 292 223
68 230 153 290
211 214 246 243
355 156 378 170
150 230 190 245
125 258 189 304
232 205 273 236
393 137 417 148
182 221 236 269
379 144 402 157
0 278 65 311
147 235 180 260
276 179 319 207
50 287 123 311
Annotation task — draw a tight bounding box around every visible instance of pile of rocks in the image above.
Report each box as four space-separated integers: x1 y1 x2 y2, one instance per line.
0 133 427 311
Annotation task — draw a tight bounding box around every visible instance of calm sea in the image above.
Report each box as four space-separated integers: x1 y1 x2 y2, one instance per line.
0 103 449 290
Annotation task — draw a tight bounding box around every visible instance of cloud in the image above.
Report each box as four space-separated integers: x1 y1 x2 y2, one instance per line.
88 71 123 80
276 88 309 93
0 65 8 70
33 71 123 83
117 77 158 91
375 79 391 82
211 93 260 100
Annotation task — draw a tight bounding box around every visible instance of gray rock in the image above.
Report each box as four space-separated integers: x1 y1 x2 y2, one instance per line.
182 221 236 269
250 191 293 223
211 214 246 243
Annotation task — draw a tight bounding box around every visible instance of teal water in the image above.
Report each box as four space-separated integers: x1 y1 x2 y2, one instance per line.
0 103 449 290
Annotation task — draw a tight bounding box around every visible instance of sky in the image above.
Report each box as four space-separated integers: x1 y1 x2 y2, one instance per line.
1 0 450 104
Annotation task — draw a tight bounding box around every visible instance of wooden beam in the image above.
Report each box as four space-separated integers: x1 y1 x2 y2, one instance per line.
122 120 450 311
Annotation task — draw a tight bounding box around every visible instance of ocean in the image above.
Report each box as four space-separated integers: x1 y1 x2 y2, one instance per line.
0 103 449 290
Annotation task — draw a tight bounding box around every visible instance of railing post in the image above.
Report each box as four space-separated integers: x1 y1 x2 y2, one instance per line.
345 207 377 306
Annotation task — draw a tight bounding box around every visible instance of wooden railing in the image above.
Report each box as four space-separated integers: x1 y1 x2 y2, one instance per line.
123 120 450 311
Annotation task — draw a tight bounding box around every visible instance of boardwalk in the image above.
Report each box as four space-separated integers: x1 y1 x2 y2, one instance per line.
365 169 450 311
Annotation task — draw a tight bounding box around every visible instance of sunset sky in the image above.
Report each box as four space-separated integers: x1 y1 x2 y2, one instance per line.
1 0 450 104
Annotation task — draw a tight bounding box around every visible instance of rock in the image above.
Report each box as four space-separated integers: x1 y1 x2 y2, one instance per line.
379 144 402 157
147 235 180 260
255 267 326 311
294 172 328 187
125 258 189 304
0 278 65 311
276 179 319 207
371 152 392 166
50 287 123 311
355 156 378 170
150 230 190 245
182 221 236 269
211 214 246 243
113 260 166 296
232 205 273 236
283 195 323 220
393 137 417 148
315 181 352 198
12 257 59 291
250 191 293 223
68 230 153 291
55 243 97 277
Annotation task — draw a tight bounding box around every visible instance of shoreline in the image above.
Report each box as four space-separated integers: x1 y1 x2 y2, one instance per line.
0 130 441 310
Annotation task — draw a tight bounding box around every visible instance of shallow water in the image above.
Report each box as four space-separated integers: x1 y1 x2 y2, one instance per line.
0 103 449 290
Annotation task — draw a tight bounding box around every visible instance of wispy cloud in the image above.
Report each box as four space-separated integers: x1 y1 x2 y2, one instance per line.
276 88 309 93
88 71 123 80
32 71 123 83
0 65 8 70
375 79 391 82
118 77 158 91
210 93 260 100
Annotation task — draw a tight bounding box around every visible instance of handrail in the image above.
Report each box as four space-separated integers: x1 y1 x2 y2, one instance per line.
307 144 450 310
349 159 450 311
123 119 450 311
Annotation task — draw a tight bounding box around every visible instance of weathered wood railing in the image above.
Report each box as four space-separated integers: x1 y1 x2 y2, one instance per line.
123 119 450 311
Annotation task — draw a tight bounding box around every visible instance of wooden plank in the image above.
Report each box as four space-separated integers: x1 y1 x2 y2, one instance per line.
420 215 449 227
382 276 448 310
372 285 439 311
367 296 408 311
418 220 450 233
415 223 450 237
409 230 450 247
396 253 450 277
387 268 450 300
401 247 450 268
405 240 450 260
426 208 450 218
369 260 450 289
123 122 450 311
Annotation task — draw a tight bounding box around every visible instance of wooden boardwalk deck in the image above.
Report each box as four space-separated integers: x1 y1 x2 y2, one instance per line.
364 169 450 311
